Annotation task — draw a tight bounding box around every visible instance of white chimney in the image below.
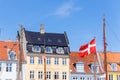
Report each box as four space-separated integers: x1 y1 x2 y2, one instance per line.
40 24 45 34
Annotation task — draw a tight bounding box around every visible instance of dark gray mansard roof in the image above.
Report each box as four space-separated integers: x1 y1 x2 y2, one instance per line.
24 30 69 47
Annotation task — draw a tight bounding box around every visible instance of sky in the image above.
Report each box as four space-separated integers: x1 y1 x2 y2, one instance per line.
0 0 120 52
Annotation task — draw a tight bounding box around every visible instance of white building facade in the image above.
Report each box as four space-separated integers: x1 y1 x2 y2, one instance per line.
0 41 26 80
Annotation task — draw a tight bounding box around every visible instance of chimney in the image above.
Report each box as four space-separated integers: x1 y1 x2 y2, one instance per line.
40 24 45 34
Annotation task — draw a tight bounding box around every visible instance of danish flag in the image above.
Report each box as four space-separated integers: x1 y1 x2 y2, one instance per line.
79 38 96 57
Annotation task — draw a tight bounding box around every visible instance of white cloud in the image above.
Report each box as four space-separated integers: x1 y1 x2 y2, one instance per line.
53 1 81 17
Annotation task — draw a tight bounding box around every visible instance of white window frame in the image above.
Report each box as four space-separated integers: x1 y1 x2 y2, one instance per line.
56 47 64 54
46 71 51 79
73 77 78 80
111 63 117 71
62 58 66 65
38 57 43 64
54 58 59 65
38 71 43 79
117 75 120 80
62 72 67 80
109 74 113 80
30 56 34 64
32 45 41 53
46 58 51 65
6 63 12 72
96 65 99 73
46 46 53 53
8 50 16 60
30 71 34 79
91 64 95 73
54 72 59 80
76 62 84 72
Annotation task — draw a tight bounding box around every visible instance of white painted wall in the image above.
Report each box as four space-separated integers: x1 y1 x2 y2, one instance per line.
0 62 26 80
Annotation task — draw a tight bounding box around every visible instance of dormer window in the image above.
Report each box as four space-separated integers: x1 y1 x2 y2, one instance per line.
56 47 64 54
8 50 16 60
32 45 41 53
64 47 69 54
88 63 99 73
111 63 117 71
76 62 84 72
91 64 95 73
46 46 53 53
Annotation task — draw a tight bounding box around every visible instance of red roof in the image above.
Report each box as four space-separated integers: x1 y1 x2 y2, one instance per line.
70 51 120 73
0 40 24 61
99 52 120 71
70 52 98 73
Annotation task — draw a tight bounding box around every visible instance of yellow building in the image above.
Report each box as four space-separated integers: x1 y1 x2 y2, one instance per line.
100 52 120 80
21 25 70 80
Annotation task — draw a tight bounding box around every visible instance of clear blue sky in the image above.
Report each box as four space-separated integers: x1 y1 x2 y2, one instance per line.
0 0 120 52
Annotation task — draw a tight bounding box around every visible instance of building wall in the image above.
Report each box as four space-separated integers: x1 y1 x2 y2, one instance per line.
108 72 120 80
0 62 17 80
0 61 26 80
25 54 70 80
70 73 105 80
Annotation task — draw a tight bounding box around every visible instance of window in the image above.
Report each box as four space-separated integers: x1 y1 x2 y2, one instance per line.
64 47 69 54
91 64 95 73
80 77 85 80
46 58 51 64
46 46 53 53
30 56 34 64
54 72 59 80
38 71 43 79
6 63 12 72
8 50 16 60
111 63 117 71
0 63 1 71
109 74 113 80
88 63 99 73
30 71 34 79
62 58 66 65
38 57 43 64
76 62 84 72
32 45 41 52
117 75 120 80
46 71 51 79
87 77 92 80
73 77 78 80
56 47 64 54
54 58 59 65
96 65 99 73
62 72 67 80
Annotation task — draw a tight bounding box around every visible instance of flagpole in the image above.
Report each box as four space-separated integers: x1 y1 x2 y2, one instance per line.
103 15 108 80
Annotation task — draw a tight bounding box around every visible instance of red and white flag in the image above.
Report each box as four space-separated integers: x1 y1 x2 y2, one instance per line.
79 38 96 57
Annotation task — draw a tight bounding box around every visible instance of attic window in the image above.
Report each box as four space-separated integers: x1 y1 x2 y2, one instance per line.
76 62 84 72
32 45 41 53
56 47 64 54
46 46 53 53
8 50 16 60
88 63 99 73
111 63 117 71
